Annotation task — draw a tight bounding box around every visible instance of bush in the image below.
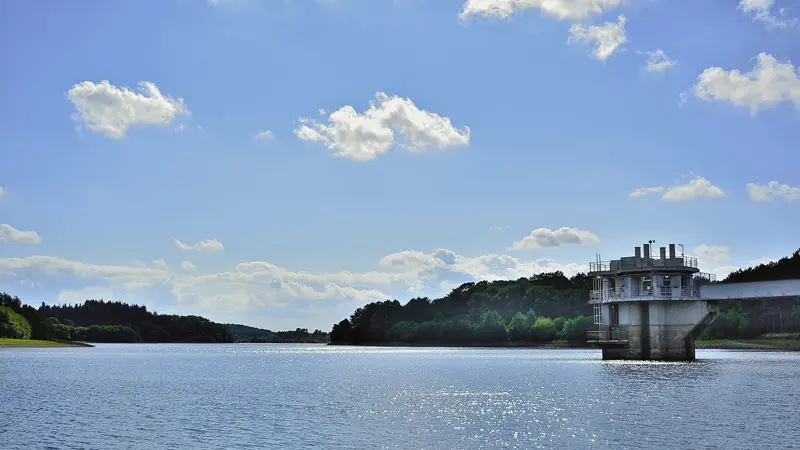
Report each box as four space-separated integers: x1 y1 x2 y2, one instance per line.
0 306 32 339
562 315 593 343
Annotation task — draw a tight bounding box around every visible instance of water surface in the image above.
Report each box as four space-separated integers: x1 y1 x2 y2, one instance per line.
1 344 798 449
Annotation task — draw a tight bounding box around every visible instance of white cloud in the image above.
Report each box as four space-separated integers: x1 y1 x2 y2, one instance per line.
693 53 800 115
510 227 600 250
254 130 274 140
490 225 509 231
152 260 169 270
629 186 665 198
0 224 42 245
181 260 197 271
746 181 800 202
662 177 725 202
175 239 224 252
738 0 798 29
632 177 725 202
694 245 731 263
644 49 675 72
0 187 6 199
67 80 190 138
567 15 627 61
459 0 624 21
294 92 470 161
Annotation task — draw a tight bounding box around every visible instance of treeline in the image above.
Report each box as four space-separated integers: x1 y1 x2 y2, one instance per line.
226 324 330 343
331 249 800 346
330 272 595 346
703 249 800 338
39 300 234 343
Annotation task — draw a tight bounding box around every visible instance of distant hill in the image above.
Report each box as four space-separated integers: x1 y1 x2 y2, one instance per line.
225 324 330 343
38 299 234 343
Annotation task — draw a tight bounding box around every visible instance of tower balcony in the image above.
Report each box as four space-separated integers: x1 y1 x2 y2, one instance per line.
587 327 629 345
588 287 702 304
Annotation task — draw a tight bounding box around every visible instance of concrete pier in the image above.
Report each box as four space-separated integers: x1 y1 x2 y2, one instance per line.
586 243 800 361
586 242 716 361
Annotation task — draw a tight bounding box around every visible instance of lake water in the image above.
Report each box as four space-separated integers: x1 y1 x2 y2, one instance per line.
1 344 798 449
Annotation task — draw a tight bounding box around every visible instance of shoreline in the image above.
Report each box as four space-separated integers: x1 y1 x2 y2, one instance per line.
0 338 94 348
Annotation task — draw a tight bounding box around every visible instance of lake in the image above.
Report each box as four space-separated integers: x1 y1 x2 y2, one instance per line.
1 344 798 449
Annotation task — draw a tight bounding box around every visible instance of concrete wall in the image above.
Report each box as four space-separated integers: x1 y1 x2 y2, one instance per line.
701 279 800 300
600 300 713 361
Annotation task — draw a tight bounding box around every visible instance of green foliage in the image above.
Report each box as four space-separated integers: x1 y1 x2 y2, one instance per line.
561 316 593 343
506 311 535 341
225 324 330 343
473 310 508 343
531 317 557 342
0 306 32 339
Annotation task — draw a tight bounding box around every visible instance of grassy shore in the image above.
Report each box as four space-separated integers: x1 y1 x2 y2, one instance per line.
0 338 93 348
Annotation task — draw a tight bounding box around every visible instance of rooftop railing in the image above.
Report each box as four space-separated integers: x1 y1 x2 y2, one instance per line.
589 256 698 273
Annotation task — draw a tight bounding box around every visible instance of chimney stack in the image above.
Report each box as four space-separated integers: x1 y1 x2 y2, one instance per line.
669 244 676 259
634 246 641 259
643 243 650 259
660 246 667 260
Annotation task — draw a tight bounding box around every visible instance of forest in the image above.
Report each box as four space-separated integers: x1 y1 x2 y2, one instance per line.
330 249 800 346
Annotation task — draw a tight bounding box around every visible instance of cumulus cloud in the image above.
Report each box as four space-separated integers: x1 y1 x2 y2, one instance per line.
746 181 800 202
294 92 470 161
459 0 624 21
631 177 725 202
67 80 190 138
0 247 589 329
175 239 224 252
181 260 197 271
644 49 676 72
567 15 627 61
0 224 42 245
151 260 169 270
254 130 274 140
510 227 600 250
693 53 800 115
738 0 798 29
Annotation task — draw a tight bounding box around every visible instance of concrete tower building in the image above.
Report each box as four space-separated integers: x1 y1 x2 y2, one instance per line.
586 242 717 361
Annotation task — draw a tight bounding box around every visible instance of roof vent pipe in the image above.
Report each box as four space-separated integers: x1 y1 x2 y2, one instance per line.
643 244 650 259
660 247 667 260
669 244 676 259
634 247 641 259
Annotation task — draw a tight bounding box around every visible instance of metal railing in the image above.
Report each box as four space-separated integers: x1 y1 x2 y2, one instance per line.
587 328 629 343
589 287 700 303
589 256 699 273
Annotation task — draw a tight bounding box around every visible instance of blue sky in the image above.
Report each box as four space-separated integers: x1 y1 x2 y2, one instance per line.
1 0 798 330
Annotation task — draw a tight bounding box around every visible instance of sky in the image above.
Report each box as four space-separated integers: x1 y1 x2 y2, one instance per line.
1 0 798 331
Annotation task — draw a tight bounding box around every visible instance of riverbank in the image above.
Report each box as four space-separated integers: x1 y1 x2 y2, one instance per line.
696 338 800 351
0 338 94 348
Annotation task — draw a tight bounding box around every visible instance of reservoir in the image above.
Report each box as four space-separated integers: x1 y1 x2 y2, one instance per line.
1 344 798 449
